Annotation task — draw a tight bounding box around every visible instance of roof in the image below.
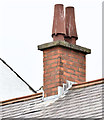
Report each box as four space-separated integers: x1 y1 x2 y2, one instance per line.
0 58 36 101
1 78 104 119
0 58 36 93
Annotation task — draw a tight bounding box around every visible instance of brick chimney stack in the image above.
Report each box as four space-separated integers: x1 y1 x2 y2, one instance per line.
38 4 91 98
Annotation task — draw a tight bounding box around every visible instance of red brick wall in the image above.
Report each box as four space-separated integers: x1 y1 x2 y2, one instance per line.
43 46 86 97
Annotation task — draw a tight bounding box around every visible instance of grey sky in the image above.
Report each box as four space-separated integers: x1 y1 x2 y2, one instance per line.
0 0 102 91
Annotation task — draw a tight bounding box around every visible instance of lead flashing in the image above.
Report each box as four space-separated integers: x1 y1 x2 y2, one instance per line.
38 40 91 54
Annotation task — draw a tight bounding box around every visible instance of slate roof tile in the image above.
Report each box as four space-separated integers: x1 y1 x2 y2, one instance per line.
1 79 104 119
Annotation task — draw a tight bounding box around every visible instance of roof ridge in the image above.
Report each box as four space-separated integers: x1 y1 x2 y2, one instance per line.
0 92 43 106
72 78 104 89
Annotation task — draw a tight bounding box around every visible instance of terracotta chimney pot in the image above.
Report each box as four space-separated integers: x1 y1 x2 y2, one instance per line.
65 7 78 44
52 4 66 41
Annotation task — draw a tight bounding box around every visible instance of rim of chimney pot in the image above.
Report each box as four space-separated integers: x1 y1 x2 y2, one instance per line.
55 4 64 6
66 6 74 8
64 35 78 40
52 33 66 38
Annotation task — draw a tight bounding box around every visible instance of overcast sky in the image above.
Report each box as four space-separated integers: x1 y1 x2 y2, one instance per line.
0 0 102 91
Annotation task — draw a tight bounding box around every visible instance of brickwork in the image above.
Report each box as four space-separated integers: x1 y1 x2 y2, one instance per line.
43 46 86 97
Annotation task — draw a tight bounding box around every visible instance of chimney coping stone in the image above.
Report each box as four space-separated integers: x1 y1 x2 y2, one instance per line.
38 40 91 54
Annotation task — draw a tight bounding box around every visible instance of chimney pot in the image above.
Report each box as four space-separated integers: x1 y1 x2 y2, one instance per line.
64 7 78 44
52 4 66 41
